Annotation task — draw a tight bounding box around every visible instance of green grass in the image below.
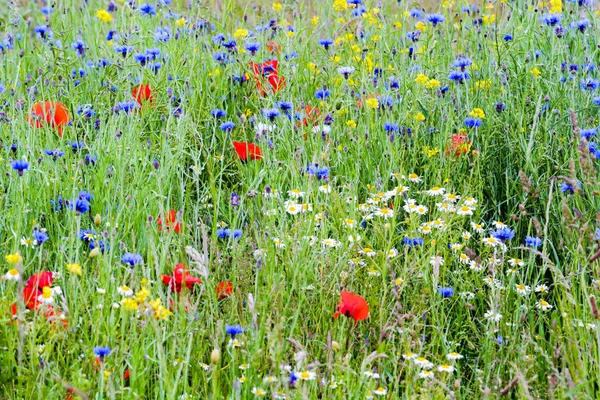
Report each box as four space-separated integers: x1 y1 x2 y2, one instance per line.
1 0 600 398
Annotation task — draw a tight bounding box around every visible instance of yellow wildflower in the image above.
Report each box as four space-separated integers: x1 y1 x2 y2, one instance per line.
415 74 429 85
96 10 112 23
365 98 379 109
66 263 82 276
333 0 348 11
530 67 541 78
5 253 22 265
176 18 187 27
414 112 425 122
272 2 283 12
469 108 485 119
233 29 248 39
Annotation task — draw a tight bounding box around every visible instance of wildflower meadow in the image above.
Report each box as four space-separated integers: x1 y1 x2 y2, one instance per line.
2 0 600 398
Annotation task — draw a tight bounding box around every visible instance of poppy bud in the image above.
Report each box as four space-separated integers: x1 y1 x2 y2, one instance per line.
211 348 221 364
94 214 102 226
331 341 340 351
89 247 101 258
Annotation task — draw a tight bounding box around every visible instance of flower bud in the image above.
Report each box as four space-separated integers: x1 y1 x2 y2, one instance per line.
211 348 221 364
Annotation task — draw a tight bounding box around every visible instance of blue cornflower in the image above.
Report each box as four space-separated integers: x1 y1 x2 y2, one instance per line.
225 325 243 336
222 40 237 50
595 227 600 240
114 100 138 114
389 77 400 89
212 51 228 63
263 108 280 121
244 42 260 54
425 13 445 26
33 229 49 245
211 109 226 118
78 191 93 201
403 237 423 246
70 199 91 214
276 101 293 112
571 19 590 33
135 52 150 66
448 70 469 83
232 229 243 239
464 117 482 128
594 97 600 106
319 38 334 50
384 122 399 132
491 227 515 242
407 31 421 42
34 25 51 40
140 3 157 15
11 160 29 176
216 228 231 239
44 149 65 160
212 33 225 44
581 78 599 91
542 13 562 26
106 30 117 41
560 181 580 193
580 128 597 139
337 66 355 79
50 196 64 212
220 121 235 131
122 253 143 266
452 57 473 71
504 34 513 41
314 88 331 100
496 102 506 113
93 346 111 361
71 40 86 57
40 5 54 14
306 164 330 180
525 236 542 248
438 287 454 298
77 105 96 120
65 142 83 154
154 26 171 42
90 240 107 253
84 154 97 166
409 9 424 19
115 45 134 57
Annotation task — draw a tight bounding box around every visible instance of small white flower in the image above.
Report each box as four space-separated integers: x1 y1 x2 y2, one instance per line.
437 364 455 373
287 189 305 198
408 173 421 183
536 300 553 311
297 371 316 380
373 387 388 396
4 269 20 281
446 352 464 361
484 310 503 322
515 284 531 296
117 285 134 297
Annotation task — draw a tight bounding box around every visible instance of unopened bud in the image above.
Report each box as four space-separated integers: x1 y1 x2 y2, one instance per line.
89 248 101 258
331 341 340 351
211 348 221 364
94 214 102 226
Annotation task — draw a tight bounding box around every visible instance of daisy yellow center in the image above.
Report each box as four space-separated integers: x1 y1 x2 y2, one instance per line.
8 269 18 276
41 286 52 299
540 300 549 306
300 372 311 379
121 285 130 291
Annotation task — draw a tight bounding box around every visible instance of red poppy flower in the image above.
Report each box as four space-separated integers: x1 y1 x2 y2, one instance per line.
296 105 321 127
161 264 203 292
216 281 233 299
26 271 53 289
334 291 369 323
157 209 182 233
233 141 262 161
132 83 154 106
27 101 70 137
249 60 286 95
23 285 42 310
445 133 471 157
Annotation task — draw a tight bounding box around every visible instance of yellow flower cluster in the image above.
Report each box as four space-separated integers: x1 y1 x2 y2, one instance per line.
121 286 171 320
332 0 348 11
549 0 562 14
469 108 485 119
96 10 112 23
415 74 440 90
